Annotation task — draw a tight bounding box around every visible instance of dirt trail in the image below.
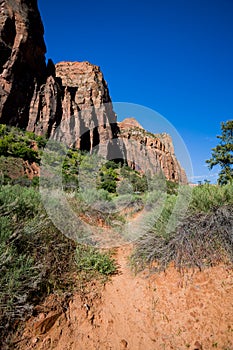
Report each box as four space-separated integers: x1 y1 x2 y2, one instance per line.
19 246 233 350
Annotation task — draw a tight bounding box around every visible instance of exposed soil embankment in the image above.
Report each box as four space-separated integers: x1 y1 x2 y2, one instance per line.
17 246 233 350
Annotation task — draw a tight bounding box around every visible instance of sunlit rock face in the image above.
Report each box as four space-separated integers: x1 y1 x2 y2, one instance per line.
51 61 118 157
118 118 188 183
0 0 187 182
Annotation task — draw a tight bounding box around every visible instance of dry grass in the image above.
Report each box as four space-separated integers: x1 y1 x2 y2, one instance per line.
131 204 233 272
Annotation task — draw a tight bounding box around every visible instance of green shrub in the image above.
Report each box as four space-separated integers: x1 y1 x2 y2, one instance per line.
166 180 179 195
191 183 233 212
120 166 148 193
0 138 9 156
99 176 117 193
98 166 118 193
0 184 77 345
0 124 7 136
0 125 39 162
35 135 47 148
75 245 117 276
78 188 112 205
0 216 12 242
0 184 41 218
9 142 39 162
105 160 120 170
131 173 148 192
144 190 166 208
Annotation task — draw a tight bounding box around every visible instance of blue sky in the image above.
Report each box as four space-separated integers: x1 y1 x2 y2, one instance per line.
38 0 233 183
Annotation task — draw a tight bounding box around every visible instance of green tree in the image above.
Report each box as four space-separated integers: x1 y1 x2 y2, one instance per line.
206 120 233 185
99 168 117 193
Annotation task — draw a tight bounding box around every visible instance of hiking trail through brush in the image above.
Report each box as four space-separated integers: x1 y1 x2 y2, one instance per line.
19 245 233 350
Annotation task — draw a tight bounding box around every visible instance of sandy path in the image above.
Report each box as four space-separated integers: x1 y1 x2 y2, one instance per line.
19 246 233 350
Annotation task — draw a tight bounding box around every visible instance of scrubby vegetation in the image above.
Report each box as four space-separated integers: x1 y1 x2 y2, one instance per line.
0 183 117 346
131 119 233 271
0 125 147 346
0 124 44 162
75 245 117 277
190 182 233 212
0 185 70 341
0 125 46 187
1 123 232 348
131 183 233 272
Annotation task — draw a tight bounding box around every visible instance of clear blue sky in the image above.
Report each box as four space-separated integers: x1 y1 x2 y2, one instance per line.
38 0 233 183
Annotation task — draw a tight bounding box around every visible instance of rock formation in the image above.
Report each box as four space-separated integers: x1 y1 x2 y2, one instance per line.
0 0 47 127
27 60 118 157
0 0 117 155
52 61 117 156
0 0 187 183
118 118 187 183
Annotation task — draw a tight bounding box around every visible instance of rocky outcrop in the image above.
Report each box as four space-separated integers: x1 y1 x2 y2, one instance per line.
0 0 187 182
0 156 39 181
0 1 117 156
27 60 118 156
118 118 187 183
0 0 47 128
27 60 62 137
52 61 117 155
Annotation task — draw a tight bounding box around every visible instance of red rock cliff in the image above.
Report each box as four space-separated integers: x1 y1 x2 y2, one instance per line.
0 0 47 127
27 60 118 157
0 0 187 182
0 0 117 154
118 118 187 183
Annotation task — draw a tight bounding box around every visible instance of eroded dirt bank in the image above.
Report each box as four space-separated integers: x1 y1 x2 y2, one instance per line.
17 246 233 350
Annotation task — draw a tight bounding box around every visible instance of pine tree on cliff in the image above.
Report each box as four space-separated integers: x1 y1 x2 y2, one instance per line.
206 120 233 185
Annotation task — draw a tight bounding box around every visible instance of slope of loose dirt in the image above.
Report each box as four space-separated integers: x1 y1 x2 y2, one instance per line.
17 246 233 350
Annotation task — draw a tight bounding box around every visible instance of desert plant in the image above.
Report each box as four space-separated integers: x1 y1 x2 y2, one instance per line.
190 183 233 212
0 185 75 345
75 245 117 277
78 188 112 206
131 204 233 272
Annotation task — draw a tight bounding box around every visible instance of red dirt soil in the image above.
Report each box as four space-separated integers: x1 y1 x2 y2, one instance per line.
17 246 233 350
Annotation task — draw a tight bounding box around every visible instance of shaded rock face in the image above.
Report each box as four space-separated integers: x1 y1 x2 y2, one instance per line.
118 118 187 183
0 0 47 128
0 0 187 182
52 61 118 156
27 66 62 137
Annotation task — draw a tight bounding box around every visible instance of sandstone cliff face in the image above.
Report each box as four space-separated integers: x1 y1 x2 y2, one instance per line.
52 61 117 155
0 1 117 156
118 118 187 183
0 0 46 127
0 0 187 182
27 60 118 156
